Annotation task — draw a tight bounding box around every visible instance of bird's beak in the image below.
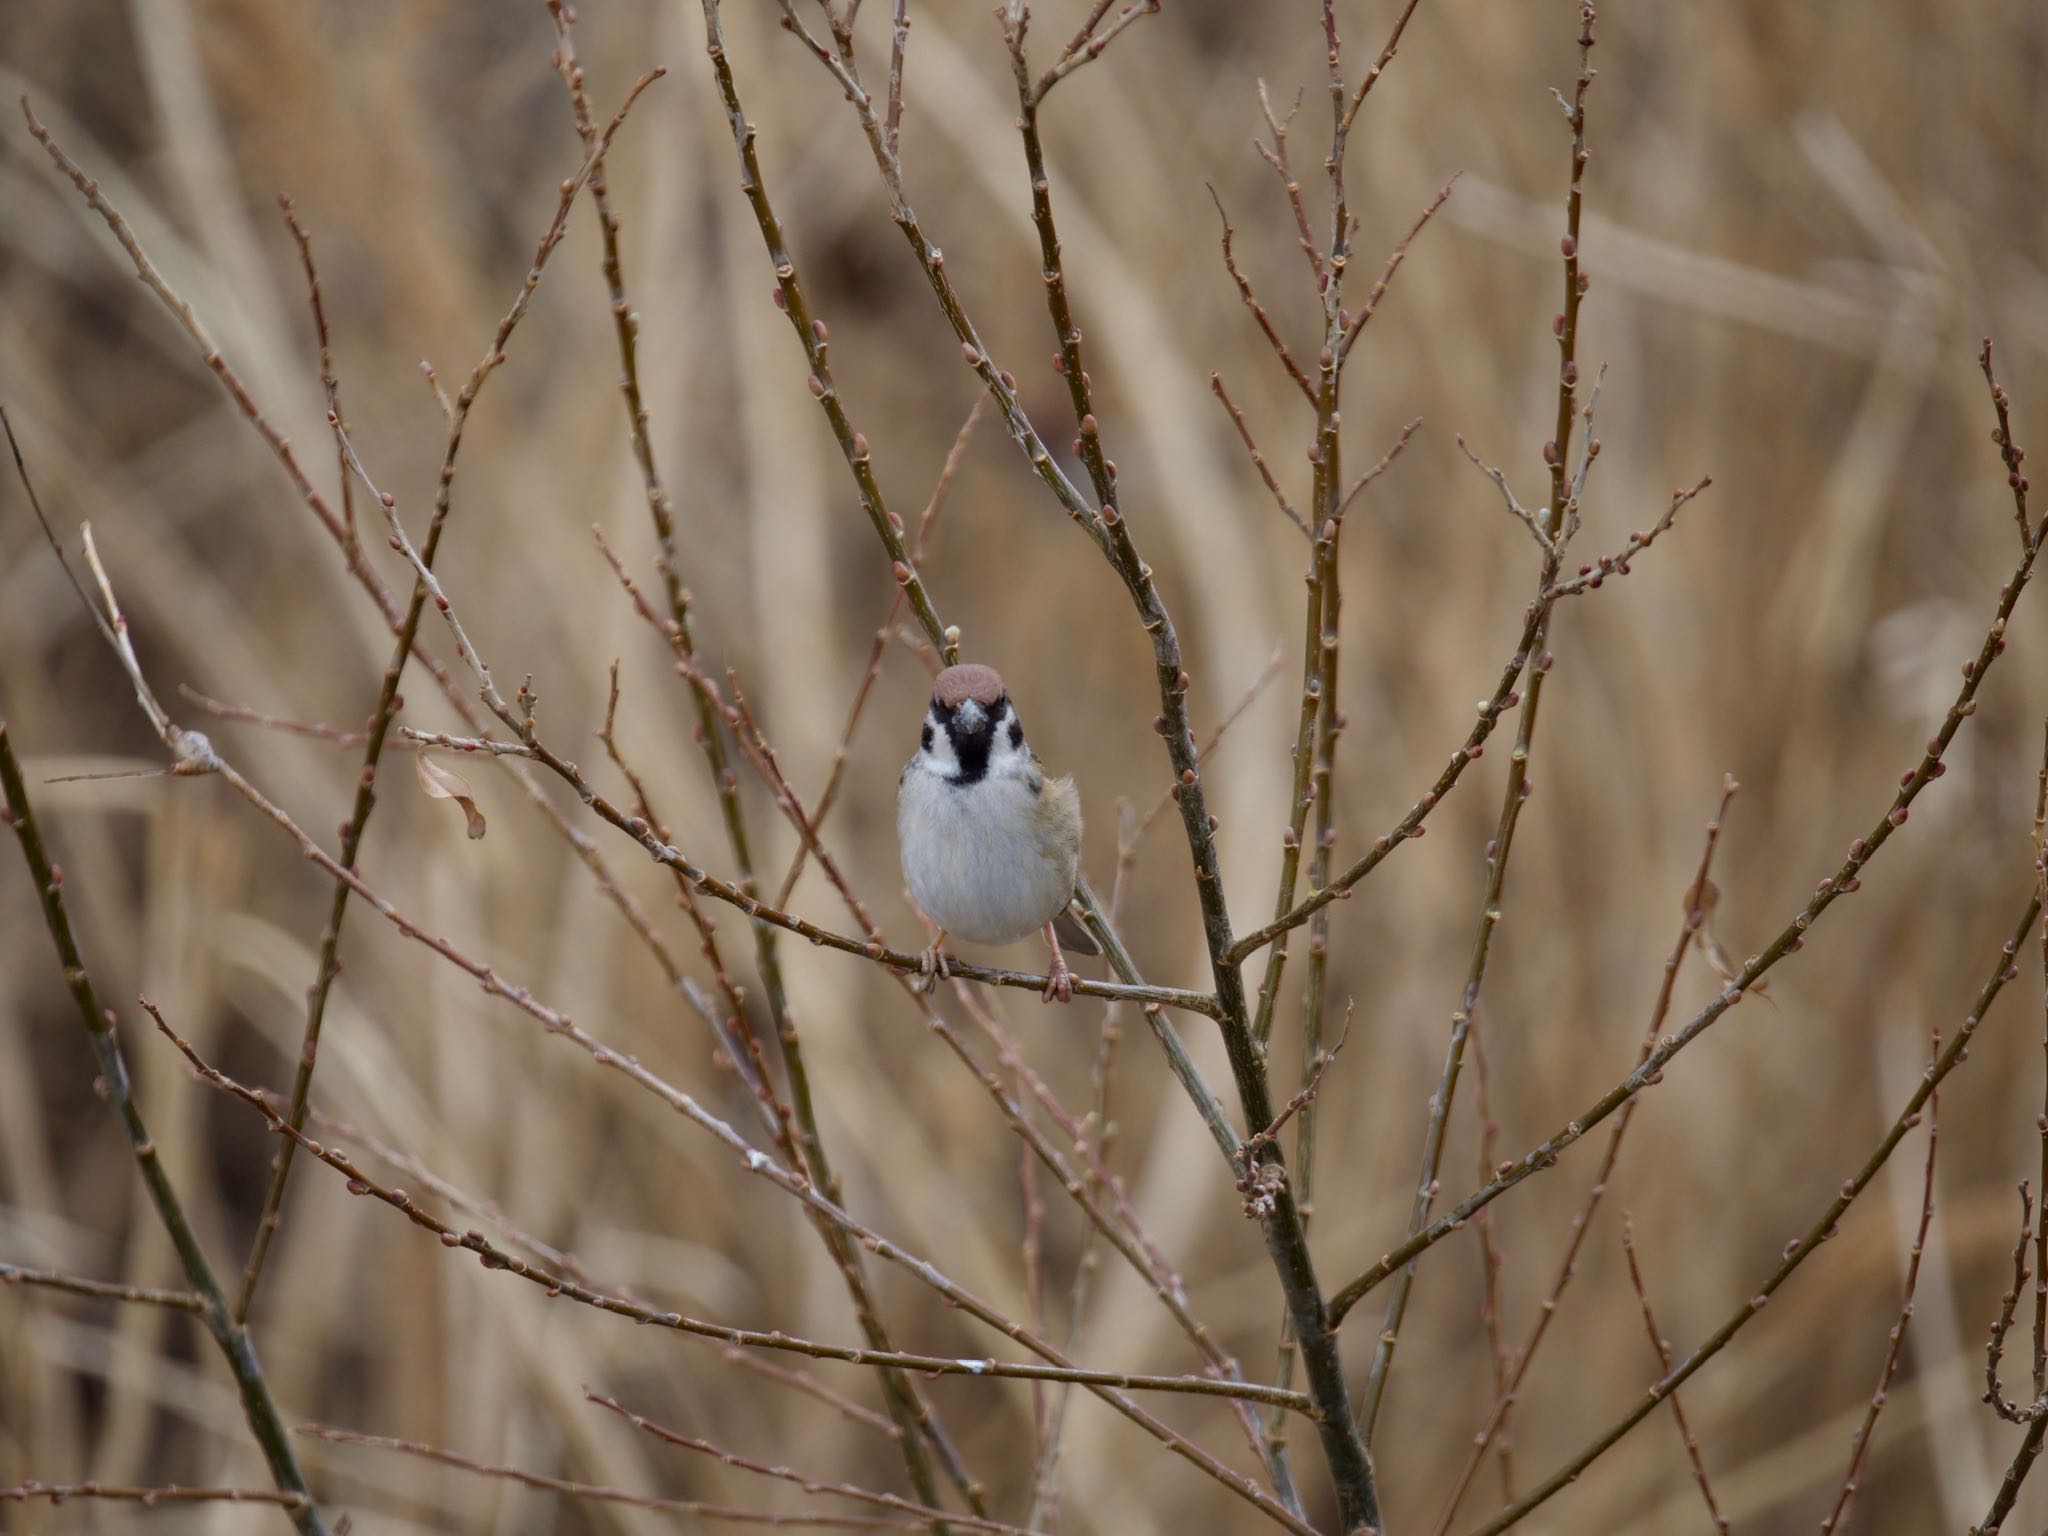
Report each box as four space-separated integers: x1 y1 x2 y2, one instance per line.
953 700 987 735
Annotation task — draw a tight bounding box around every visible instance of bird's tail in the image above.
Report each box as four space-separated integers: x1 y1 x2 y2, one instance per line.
1053 904 1101 957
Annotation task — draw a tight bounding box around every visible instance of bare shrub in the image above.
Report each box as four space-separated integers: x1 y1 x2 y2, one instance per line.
3 2 2045 1533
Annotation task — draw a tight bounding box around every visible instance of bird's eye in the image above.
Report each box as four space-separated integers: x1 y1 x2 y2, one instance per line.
921 723 934 751
1008 721 1023 749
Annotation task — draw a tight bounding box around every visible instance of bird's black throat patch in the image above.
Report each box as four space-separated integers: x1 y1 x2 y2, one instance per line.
938 695 1009 785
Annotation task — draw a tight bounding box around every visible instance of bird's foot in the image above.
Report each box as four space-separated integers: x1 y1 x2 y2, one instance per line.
1041 921 1075 1004
1041 960 1075 1004
917 936 951 995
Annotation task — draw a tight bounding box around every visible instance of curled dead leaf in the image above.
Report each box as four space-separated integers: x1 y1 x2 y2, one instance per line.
416 751 486 840
1694 877 1768 998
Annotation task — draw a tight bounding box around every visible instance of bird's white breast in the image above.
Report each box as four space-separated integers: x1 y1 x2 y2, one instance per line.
898 766 1076 946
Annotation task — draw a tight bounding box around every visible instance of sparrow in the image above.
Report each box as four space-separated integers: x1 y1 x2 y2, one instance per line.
897 663 1097 1002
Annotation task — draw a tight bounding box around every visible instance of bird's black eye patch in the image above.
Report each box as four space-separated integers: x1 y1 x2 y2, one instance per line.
921 723 934 751
1008 721 1023 749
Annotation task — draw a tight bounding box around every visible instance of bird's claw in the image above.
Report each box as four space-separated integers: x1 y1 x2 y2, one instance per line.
918 945 950 994
1041 954 1075 1005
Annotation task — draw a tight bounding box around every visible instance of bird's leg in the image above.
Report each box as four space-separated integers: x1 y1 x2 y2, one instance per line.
916 912 951 994
1040 920 1075 1004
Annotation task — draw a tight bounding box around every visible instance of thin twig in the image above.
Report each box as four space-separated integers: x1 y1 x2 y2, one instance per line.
1336 417 1422 519
235 61 666 1325
20 99 719 1176
1209 188 1315 403
0 725 327 1536
1974 1417 2048 1534
884 0 909 159
1542 481 1712 601
276 194 359 561
1819 1026 1939 1535
1985 1183 2045 1424
559 20 973 1498
177 688 369 746
1248 516 1333 1052
2035 718 2048 1406
777 396 984 906
1457 434 1552 552
950 985 1274 1474
1359 231 1606 1429
0 1483 309 1511
1212 372 1309 536
20 98 397 620
586 1394 1034 1536
1330 409 2038 1323
156 1020 1314 1414
1336 177 1457 362
1621 1214 1730 1533
1431 777 1739 1536
1253 81 1322 282
1465 891 2043 1535
1230 474 1709 966
1983 337 2034 556
1339 0 1427 136
148 1011 1320 1536
1131 647 1289 850
0 1262 205 1313
1467 1020 1517 1504
1031 0 1159 101
296 1425 934 1529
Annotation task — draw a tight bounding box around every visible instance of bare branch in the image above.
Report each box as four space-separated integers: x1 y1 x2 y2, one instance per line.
1209 188 1316 403
1211 372 1309 536
1 1483 309 1513
0 1262 205 1313
1457 434 1553 553
1621 1216 1730 1533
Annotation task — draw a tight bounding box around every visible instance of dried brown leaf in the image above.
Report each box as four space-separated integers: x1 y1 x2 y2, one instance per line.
1694 878 1768 998
416 752 486 840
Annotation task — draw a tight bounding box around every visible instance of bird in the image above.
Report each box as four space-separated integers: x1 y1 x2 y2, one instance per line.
897 662 1097 1002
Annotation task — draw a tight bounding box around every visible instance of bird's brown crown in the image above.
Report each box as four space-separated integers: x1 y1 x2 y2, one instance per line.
933 663 1006 708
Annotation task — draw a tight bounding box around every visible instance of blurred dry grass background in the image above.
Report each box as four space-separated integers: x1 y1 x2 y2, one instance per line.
4 0 2048 1531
